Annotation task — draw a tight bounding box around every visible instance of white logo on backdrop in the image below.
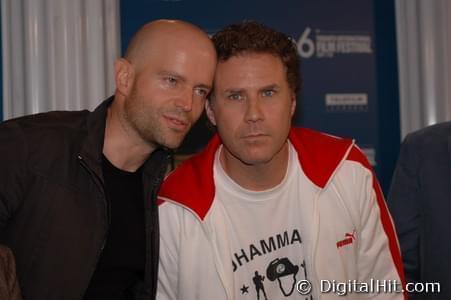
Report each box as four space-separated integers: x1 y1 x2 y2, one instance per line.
297 27 373 59
325 93 369 112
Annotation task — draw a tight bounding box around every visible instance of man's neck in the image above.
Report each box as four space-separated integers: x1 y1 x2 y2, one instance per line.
102 99 155 172
220 142 289 191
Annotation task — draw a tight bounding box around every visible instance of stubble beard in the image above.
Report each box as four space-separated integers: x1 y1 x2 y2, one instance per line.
123 91 187 150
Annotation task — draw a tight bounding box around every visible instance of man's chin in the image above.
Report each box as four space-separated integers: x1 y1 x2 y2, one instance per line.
237 153 273 166
157 135 186 150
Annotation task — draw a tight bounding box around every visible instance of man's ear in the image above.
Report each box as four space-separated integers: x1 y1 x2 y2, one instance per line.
290 92 297 117
205 100 217 126
115 58 134 96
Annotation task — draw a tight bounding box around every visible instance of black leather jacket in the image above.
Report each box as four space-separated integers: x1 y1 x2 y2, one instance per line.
0 98 169 299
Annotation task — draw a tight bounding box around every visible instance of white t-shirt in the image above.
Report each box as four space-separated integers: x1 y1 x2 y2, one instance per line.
213 142 313 299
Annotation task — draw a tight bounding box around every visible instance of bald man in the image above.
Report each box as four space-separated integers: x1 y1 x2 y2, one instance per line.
0 20 216 300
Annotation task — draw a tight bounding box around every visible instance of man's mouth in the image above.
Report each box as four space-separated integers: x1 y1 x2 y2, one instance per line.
163 114 189 131
242 133 269 140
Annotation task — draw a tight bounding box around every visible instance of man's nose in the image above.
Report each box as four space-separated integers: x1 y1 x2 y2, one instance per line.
244 96 264 122
174 88 193 112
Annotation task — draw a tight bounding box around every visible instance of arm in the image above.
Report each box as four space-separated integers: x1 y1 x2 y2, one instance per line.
387 134 421 291
348 147 406 299
0 121 28 230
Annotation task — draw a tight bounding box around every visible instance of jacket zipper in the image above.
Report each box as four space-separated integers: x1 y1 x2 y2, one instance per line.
310 191 321 299
77 155 111 297
145 161 167 297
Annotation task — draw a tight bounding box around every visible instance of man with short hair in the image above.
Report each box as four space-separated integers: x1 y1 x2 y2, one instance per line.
0 19 216 300
157 21 405 299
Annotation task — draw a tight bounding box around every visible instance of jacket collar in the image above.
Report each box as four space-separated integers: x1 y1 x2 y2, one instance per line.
78 96 171 188
158 127 354 221
78 97 113 181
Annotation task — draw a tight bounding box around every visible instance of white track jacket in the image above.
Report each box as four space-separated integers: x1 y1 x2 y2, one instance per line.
157 128 406 300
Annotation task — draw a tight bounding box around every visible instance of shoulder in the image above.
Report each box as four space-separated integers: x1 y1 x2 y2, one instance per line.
0 110 90 158
0 110 89 139
400 122 451 165
158 135 221 220
330 148 374 200
0 110 91 174
289 127 355 188
404 121 451 148
158 200 206 245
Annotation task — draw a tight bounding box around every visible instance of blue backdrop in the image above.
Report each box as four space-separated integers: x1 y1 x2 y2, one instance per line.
0 1 400 191
120 0 400 193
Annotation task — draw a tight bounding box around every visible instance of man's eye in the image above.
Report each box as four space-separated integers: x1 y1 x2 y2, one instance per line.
228 94 242 101
195 88 208 98
166 77 177 85
262 90 275 97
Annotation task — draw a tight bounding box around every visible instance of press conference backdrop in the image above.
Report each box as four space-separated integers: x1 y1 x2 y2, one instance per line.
0 1 398 192
120 0 400 192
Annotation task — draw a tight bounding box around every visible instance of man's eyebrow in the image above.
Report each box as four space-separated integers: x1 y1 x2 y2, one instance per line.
259 84 280 91
223 88 244 94
158 71 186 83
195 83 212 90
158 71 212 90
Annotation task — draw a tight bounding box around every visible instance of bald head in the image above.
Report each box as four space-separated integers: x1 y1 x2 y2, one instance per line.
111 19 217 154
124 19 215 69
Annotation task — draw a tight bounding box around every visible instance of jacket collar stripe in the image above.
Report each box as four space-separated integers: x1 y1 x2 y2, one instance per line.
347 147 407 299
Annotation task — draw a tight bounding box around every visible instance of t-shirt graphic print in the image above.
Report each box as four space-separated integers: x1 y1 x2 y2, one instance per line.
214 143 314 299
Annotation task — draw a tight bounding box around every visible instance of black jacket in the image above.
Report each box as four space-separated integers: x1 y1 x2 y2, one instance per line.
388 121 451 299
0 98 169 299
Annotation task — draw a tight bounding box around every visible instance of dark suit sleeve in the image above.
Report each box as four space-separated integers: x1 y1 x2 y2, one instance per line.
387 133 421 285
0 121 28 230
